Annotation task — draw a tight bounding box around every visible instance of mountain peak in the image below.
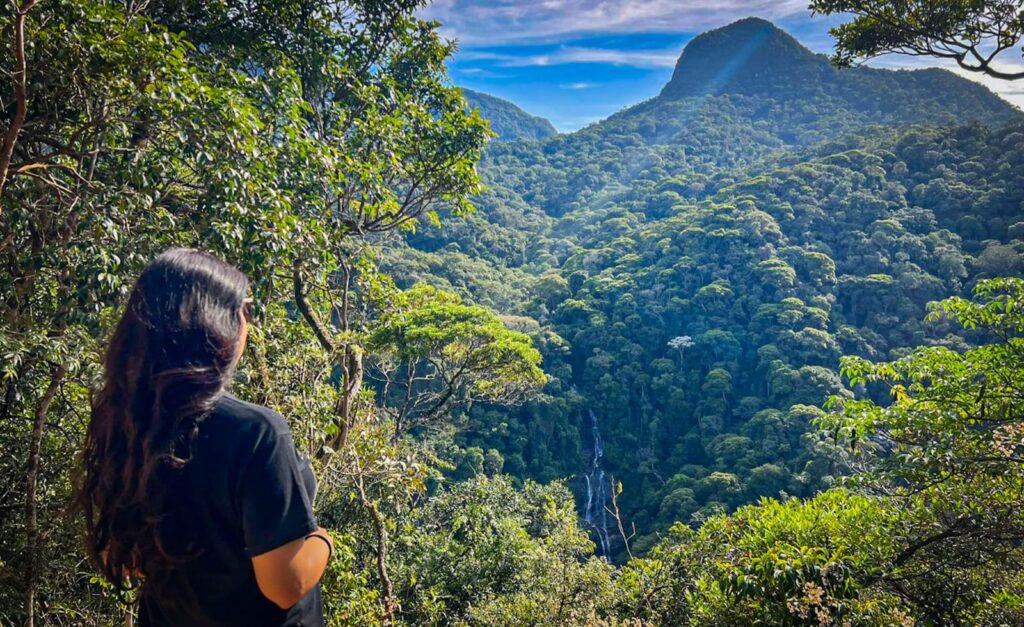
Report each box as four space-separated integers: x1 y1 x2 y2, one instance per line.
659 17 826 100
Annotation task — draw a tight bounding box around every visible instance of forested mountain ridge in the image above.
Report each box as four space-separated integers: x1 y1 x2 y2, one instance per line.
462 89 559 142
659 16 1015 119
396 17 1024 555
472 19 1018 218
421 19 1019 267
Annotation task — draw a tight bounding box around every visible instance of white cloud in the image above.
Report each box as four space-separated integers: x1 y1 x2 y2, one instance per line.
544 46 679 68
421 0 809 46
561 81 596 89
460 45 680 68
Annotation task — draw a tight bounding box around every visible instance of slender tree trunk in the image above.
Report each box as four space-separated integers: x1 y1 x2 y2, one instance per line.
292 259 364 455
330 347 363 452
24 363 66 627
353 461 396 625
0 0 39 200
250 330 276 408
331 261 360 452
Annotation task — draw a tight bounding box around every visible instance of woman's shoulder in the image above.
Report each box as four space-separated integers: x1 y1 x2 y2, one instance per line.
209 392 292 440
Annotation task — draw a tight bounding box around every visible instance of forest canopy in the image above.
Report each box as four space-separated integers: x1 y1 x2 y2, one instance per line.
1 1 1024 626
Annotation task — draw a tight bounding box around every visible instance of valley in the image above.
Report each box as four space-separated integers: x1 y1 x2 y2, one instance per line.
394 17 1024 555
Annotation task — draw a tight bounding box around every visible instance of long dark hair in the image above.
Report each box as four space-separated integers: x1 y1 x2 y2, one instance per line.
78 248 249 595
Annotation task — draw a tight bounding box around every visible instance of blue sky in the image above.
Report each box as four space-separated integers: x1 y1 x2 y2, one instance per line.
419 0 1024 131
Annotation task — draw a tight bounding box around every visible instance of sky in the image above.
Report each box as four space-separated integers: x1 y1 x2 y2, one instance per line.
419 0 1024 132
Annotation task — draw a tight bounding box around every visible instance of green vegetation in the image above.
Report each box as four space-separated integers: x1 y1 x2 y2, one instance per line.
812 0 1024 80
402 17 1024 557
2 2 1024 625
463 89 559 142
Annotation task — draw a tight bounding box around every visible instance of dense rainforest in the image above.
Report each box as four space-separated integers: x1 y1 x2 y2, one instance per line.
2 2 1024 626
399 17 1024 554
461 90 559 143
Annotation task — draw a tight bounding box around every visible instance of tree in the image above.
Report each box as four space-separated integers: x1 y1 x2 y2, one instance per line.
821 278 1024 622
366 284 546 443
811 0 1024 80
392 476 615 626
0 0 493 623
667 335 695 366
619 489 908 625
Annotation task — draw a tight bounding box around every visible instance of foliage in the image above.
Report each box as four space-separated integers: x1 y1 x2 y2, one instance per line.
819 278 1024 623
367 284 546 441
811 0 1024 80
393 475 616 626
395 20 1024 551
0 0 296 621
0 0 499 624
606 281 1024 625
621 489 909 626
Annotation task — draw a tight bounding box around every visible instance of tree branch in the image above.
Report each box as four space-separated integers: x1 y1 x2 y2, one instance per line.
24 361 66 627
292 259 336 354
954 53 1024 80
0 0 41 200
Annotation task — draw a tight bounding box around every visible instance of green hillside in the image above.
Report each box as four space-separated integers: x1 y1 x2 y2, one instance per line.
462 88 559 142
397 17 1024 555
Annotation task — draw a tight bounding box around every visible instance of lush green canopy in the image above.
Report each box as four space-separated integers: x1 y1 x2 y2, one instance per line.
2 4 1024 626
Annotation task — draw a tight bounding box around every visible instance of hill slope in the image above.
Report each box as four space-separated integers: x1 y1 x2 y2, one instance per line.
463 89 559 142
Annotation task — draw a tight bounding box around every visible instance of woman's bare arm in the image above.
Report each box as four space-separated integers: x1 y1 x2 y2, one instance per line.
251 527 333 609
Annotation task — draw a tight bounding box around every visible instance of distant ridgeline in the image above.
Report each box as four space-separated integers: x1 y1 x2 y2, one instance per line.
462 89 558 142
394 17 1024 556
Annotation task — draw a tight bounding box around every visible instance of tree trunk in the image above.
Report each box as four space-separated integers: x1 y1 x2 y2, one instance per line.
330 346 363 452
24 363 66 627
292 260 364 456
0 0 39 200
354 467 396 626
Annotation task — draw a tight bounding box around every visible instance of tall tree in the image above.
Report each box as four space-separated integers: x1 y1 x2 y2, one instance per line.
821 277 1024 622
0 0 496 623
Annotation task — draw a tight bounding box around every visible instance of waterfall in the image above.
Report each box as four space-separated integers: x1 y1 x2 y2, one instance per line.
582 409 612 557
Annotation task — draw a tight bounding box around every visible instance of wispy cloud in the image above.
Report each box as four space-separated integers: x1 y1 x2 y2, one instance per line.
422 0 809 46
453 66 514 79
461 45 680 68
561 81 596 89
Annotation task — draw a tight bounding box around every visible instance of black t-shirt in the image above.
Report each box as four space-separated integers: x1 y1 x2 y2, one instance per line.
139 394 325 627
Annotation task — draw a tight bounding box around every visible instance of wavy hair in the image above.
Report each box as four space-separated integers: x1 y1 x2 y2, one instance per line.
78 248 250 595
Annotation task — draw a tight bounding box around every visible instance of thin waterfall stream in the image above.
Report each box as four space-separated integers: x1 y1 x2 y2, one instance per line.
582 409 612 557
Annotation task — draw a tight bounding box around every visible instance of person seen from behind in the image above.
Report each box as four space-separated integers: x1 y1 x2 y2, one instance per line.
77 248 332 626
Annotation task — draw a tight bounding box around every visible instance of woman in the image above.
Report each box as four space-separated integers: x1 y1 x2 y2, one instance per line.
78 248 332 626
